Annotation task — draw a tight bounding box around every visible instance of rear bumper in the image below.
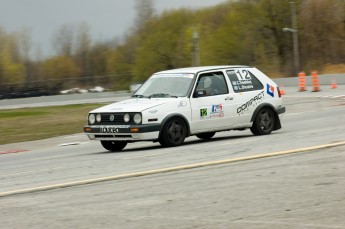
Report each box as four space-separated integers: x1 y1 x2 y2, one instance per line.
276 106 286 115
273 106 285 131
84 124 161 141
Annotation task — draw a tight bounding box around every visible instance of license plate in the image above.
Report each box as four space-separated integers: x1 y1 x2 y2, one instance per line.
100 126 119 133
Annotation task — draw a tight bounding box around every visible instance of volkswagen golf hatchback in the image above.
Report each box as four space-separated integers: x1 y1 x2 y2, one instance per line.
84 66 285 151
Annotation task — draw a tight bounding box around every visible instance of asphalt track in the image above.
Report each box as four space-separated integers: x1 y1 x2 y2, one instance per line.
0 87 345 228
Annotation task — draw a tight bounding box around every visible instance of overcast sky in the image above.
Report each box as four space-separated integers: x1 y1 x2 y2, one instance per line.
0 0 227 57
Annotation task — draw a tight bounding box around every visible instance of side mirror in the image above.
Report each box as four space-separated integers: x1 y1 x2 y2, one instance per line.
194 89 206 98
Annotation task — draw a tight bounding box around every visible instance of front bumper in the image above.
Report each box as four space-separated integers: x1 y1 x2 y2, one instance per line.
84 124 161 141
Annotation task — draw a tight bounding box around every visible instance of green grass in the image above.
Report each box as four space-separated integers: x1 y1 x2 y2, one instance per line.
0 103 104 145
0 111 49 118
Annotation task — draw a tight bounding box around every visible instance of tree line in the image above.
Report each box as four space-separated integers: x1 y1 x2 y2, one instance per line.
0 0 344 96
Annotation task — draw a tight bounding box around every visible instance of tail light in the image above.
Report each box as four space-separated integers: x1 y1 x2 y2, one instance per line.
277 87 282 98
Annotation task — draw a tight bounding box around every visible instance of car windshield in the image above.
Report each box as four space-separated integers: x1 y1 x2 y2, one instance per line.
132 73 194 98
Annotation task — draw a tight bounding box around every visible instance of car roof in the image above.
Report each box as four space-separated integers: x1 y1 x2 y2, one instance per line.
154 65 252 75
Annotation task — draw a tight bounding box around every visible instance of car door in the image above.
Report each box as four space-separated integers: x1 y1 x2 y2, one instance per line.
225 68 265 126
189 71 238 133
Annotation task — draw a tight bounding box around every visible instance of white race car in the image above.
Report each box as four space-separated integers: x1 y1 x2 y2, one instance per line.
84 66 285 151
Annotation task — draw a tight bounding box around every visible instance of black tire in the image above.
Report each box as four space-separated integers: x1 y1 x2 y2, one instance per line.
250 107 275 135
196 132 216 140
159 117 187 147
101 141 127 151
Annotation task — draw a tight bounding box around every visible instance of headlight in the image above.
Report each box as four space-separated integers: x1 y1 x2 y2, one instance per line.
133 113 142 124
124 113 130 122
89 114 95 124
96 114 102 123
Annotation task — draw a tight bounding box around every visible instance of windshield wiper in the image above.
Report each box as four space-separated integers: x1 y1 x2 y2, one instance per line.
132 94 149 98
148 93 178 98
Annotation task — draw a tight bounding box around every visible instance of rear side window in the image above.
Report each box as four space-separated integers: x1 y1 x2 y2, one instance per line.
226 69 263 93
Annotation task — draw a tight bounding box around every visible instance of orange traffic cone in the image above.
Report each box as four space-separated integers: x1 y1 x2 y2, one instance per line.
298 71 306 91
279 85 286 95
311 71 320 92
331 79 337 89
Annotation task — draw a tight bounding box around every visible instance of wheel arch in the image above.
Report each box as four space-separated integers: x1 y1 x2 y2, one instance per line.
251 103 281 131
159 113 191 139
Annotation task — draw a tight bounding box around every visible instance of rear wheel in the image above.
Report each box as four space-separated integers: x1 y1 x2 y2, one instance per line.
101 141 127 151
159 117 187 147
196 132 215 140
250 107 275 135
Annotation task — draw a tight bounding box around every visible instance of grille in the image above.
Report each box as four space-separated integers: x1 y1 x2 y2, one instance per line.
94 113 137 125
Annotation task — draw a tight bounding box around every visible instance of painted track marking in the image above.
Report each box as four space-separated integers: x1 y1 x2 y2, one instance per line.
0 141 344 198
0 149 29 155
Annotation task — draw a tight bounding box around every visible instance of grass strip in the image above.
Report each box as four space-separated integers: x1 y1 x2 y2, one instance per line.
0 103 103 145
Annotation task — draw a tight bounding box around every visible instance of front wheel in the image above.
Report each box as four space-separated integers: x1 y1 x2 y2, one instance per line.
101 141 127 151
250 107 275 135
159 117 187 147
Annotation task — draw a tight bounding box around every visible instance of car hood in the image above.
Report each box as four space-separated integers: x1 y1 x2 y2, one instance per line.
90 98 178 113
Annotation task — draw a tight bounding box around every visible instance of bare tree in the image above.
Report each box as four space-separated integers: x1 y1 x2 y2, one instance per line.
17 28 36 82
300 0 345 67
52 24 74 57
75 22 91 78
18 28 32 62
0 27 5 85
134 0 155 33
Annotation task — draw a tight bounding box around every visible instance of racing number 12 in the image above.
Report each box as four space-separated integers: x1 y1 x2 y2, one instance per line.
236 70 251 80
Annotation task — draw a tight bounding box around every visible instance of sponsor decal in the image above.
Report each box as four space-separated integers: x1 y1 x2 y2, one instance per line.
152 73 194 79
232 80 254 91
266 84 275 97
237 91 265 114
210 104 224 118
200 108 208 117
200 104 224 119
212 104 223 113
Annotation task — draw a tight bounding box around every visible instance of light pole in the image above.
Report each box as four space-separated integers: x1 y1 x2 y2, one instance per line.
192 31 200 67
283 1 300 76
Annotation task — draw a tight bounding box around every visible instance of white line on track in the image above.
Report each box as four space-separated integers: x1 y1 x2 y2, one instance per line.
284 105 343 117
1 140 344 198
320 95 345 99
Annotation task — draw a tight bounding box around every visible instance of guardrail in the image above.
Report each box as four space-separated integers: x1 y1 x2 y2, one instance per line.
273 73 345 87
0 75 118 100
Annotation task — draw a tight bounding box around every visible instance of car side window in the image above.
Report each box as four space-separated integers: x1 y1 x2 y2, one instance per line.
194 71 228 97
226 69 263 93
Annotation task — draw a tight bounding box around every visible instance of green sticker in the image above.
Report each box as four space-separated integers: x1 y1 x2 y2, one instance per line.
200 108 207 117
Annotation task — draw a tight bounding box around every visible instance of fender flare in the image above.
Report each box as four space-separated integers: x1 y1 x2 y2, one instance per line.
158 113 191 139
251 103 282 131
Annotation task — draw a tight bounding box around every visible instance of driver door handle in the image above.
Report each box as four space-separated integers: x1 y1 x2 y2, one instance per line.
225 96 233 101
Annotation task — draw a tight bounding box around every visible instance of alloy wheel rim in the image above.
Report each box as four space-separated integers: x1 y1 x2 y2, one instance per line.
168 121 184 143
260 111 273 131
